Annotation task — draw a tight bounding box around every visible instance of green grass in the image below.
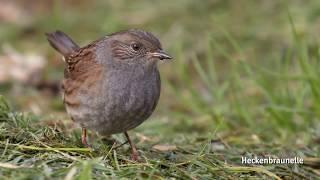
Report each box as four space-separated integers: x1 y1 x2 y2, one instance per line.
0 0 319 179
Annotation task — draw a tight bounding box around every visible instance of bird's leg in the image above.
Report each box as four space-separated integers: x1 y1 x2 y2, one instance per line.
81 127 90 147
124 132 138 161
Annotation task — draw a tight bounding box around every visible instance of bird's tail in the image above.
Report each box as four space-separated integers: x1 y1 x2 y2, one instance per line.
45 30 80 56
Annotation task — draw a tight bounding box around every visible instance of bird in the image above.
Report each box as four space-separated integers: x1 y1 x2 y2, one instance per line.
45 29 172 160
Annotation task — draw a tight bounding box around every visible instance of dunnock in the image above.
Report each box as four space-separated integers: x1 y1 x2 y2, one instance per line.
46 29 171 160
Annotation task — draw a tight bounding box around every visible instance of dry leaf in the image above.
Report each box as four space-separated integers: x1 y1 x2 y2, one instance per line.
0 1 31 25
136 133 159 144
152 144 177 152
0 45 46 84
210 140 225 151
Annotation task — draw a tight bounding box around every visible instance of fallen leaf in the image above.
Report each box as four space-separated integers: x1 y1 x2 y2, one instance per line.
0 1 31 25
0 44 46 84
136 133 159 144
152 144 177 152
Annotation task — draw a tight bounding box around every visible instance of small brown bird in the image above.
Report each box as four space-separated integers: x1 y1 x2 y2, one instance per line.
46 29 171 160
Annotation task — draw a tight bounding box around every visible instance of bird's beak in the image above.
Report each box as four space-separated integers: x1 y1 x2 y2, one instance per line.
149 50 172 60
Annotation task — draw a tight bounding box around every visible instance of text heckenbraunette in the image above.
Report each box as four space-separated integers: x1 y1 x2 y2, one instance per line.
241 156 303 164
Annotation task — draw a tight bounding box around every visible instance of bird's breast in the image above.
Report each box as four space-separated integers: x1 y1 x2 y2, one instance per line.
81 66 161 134
102 67 160 115
65 64 161 135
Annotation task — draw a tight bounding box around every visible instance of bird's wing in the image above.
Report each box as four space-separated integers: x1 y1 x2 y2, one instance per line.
46 30 103 107
62 45 103 107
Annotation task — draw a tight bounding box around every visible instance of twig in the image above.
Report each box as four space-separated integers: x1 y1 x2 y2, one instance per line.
0 142 92 152
0 162 31 169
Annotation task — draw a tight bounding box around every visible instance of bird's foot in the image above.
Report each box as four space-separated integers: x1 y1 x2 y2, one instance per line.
130 149 139 161
81 127 92 148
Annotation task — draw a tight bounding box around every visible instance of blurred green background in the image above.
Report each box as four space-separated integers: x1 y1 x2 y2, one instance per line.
1 0 319 135
0 0 319 179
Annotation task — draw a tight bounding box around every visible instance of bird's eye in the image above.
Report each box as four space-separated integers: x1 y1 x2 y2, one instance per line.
131 43 141 51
